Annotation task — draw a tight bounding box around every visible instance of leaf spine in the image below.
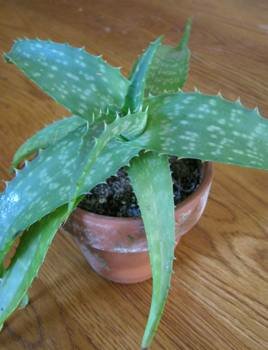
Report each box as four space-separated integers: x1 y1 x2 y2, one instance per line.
236 97 241 105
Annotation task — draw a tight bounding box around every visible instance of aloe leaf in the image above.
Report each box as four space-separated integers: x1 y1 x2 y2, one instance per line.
4 40 129 122
0 124 142 267
68 111 148 213
144 18 192 96
123 38 161 113
135 92 268 170
0 205 68 330
12 115 87 168
128 152 175 349
0 124 87 266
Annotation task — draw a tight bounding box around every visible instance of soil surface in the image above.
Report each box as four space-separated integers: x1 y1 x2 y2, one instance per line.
79 158 203 217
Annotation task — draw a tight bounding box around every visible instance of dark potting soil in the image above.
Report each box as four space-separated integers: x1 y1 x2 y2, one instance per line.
78 158 203 218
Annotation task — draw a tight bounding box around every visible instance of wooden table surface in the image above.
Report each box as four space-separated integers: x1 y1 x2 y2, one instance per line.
0 1 267 349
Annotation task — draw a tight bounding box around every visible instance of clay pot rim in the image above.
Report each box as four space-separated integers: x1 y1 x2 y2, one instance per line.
74 161 213 222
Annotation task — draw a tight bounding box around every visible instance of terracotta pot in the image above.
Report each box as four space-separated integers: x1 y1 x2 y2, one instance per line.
64 162 213 284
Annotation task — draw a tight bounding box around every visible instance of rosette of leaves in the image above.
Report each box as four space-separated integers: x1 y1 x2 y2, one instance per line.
0 19 267 349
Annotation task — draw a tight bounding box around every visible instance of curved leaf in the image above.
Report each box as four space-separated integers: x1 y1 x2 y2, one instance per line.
0 124 87 266
135 92 268 169
128 152 175 349
12 115 87 168
5 40 129 122
0 205 68 330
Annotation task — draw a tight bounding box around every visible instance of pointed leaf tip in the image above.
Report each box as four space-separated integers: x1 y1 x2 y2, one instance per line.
0 205 69 328
129 153 175 349
5 39 129 121
178 17 192 50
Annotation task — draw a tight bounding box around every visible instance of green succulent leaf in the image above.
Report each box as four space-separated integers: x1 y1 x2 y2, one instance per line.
12 115 87 169
123 37 162 113
68 110 148 213
4 40 129 122
0 124 87 266
135 92 268 169
0 123 142 266
128 152 175 349
144 18 192 96
0 205 68 330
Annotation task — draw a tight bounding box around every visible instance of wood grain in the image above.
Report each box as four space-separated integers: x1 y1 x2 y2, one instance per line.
0 0 267 349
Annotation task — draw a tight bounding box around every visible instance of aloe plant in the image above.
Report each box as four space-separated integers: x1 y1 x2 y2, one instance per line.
0 19 267 348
